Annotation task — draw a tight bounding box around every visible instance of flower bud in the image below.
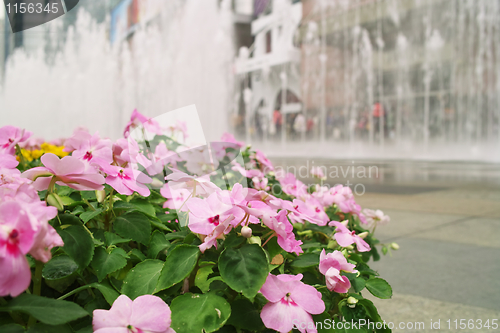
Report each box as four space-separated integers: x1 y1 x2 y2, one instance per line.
345 245 354 250
150 178 164 189
358 232 369 239
340 220 349 227
390 242 400 250
241 226 253 238
347 296 358 308
47 193 64 211
95 190 106 203
327 239 338 249
247 236 262 246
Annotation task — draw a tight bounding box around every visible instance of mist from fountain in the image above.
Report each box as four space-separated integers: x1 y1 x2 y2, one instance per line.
0 0 234 143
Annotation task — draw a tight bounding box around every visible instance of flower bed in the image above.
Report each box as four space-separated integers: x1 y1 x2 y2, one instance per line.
0 111 395 333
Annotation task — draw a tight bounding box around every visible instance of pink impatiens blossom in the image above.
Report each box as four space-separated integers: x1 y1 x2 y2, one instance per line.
262 210 303 255
319 249 357 293
259 273 325 333
253 149 274 172
161 184 191 212
220 132 244 148
0 126 32 155
102 165 152 197
0 201 36 297
289 197 329 226
328 221 371 252
64 130 113 169
93 294 175 333
185 193 242 244
362 209 390 228
252 176 270 191
22 153 105 191
123 109 163 138
166 170 219 198
277 172 308 198
310 166 326 180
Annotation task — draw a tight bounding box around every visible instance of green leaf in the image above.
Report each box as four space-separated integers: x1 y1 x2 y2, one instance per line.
91 247 128 282
113 212 152 245
218 244 268 299
195 264 214 293
122 259 164 299
344 273 366 293
147 230 170 259
26 323 73 333
155 245 199 293
114 200 156 218
290 253 320 268
80 208 103 223
104 232 131 246
58 225 94 269
0 294 88 325
58 214 83 226
0 324 25 333
42 255 78 280
365 278 392 299
170 293 231 333
92 281 120 306
226 298 264 331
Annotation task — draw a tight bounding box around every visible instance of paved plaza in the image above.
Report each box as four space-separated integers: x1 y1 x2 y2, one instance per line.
271 158 500 332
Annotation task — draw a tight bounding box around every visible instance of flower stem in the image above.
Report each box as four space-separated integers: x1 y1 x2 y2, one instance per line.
27 261 44 327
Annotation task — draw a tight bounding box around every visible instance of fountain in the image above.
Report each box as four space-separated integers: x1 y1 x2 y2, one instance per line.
235 0 500 162
0 0 235 143
0 0 499 161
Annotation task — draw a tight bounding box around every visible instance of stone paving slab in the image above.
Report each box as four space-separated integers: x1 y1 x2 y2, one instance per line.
368 237 500 310
364 293 500 333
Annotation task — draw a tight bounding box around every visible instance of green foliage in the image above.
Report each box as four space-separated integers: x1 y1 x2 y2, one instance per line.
113 212 152 245
0 294 88 325
170 293 231 333
57 225 94 270
121 260 164 299
218 244 269 299
155 244 200 292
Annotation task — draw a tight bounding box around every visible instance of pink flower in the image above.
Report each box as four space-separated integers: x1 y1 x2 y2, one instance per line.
64 130 113 169
22 153 105 191
362 209 390 228
252 177 270 191
310 167 326 180
220 133 244 148
0 201 36 297
123 109 163 138
185 193 240 236
253 149 274 172
0 153 19 169
328 221 371 252
102 165 152 197
112 138 140 166
319 249 357 293
0 126 32 155
231 163 263 179
166 170 219 198
289 197 329 226
93 294 175 333
263 210 303 255
259 273 325 333
161 184 191 211
277 173 308 198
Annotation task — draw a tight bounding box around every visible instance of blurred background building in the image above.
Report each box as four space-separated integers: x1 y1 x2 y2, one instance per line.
234 0 500 160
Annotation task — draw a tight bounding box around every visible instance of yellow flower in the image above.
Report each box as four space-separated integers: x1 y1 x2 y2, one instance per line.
40 143 68 158
19 149 34 162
